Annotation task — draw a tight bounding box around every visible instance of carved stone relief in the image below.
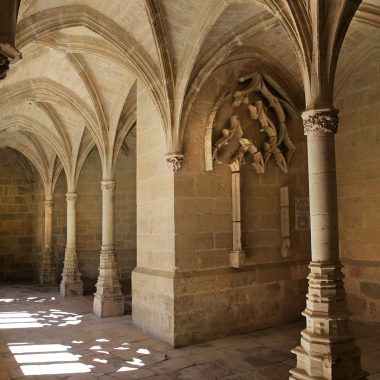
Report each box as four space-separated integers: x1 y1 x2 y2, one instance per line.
210 72 297 174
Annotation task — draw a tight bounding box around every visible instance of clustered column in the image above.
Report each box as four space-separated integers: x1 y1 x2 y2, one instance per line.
39 199 56 285
290 109 365 380
60 192 83 297
93 180 124 317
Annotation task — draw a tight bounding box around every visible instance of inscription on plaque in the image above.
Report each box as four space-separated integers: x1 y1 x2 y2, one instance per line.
295 197 310 230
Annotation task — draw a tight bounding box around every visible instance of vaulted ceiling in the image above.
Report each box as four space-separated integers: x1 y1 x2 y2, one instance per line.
0 0 379 194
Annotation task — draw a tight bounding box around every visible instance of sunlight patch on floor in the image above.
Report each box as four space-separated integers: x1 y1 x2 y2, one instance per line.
21 362 92 375
0 309 83 329
8 343 92 376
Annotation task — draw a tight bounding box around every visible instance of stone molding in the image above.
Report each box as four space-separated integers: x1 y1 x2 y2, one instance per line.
302 108 339 135
101 180 116 191
165 153 184 173
66 192 77 202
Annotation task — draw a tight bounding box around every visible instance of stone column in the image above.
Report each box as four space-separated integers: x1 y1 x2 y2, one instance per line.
228 161 245 268
60 193 83 297
40 200 56 285
290 109 366 380
93 180 124 317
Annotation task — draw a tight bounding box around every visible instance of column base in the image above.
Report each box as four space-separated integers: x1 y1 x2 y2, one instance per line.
60 280 83 297
93 294 124 318
93 245 124 317
290 262 367 380
229 250 246 268
290 345 367 380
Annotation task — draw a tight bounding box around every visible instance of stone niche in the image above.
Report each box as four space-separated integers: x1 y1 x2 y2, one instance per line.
172 60 311 345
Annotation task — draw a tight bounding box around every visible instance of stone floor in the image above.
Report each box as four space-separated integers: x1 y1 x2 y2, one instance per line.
0 284 379 380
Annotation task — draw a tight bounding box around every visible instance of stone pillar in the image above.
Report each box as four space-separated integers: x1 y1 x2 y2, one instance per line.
60 193 83 297
228 161 245 268
40 200 56 285
93 180 124 317
290 109 366 380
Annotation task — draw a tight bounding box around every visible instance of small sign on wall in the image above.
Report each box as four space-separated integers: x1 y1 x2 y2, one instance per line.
295 197 310 230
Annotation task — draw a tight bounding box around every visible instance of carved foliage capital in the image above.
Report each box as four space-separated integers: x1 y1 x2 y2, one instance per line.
101 181 116 191
302 109 339 135
165 153 184 173
66 193 77 202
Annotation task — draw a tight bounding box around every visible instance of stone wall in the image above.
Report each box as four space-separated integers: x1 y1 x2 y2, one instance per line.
335 45 380 324
0 149 36 281
172 61 310 345
76 149 102 293
33 172 67 284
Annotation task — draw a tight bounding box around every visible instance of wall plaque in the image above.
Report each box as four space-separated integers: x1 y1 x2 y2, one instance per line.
295 197 310 230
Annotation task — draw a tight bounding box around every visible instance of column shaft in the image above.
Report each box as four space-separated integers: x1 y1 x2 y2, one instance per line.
40 200 56 285
60 193 83 297
229 165 245 268
93 180 124 317
307 133 339 263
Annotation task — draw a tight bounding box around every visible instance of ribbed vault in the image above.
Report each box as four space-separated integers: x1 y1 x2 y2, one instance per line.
1 0 376 177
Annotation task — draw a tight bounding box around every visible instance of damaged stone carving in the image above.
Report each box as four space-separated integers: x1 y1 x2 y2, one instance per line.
302 108 339 135
165 153 184 173
211 73 296 174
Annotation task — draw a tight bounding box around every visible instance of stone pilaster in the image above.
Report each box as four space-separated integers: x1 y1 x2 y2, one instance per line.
40 200 56 286
93 181 124 317
290 109 366 380
60 193 83 297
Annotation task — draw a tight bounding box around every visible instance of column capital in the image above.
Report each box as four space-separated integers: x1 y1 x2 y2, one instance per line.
101 180 116 191
44 200 54 207
66 192 77 202
302 108 339 136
